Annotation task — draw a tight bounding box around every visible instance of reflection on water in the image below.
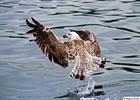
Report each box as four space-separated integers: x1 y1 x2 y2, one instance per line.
0 0 140 100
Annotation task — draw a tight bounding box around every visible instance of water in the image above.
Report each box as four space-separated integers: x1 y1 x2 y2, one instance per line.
0 0 140 100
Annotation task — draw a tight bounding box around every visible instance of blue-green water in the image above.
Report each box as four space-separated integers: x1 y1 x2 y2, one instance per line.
0 0 140 100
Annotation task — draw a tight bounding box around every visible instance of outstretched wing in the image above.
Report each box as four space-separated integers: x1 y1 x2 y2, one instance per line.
26 18 69 67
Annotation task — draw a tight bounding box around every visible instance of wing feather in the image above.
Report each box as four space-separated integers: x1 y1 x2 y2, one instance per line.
31 17 44 27
70 29 92 41
26 18 106 80
26 19 39 29
26 18 69 67
26 29 37 34
70 29 101 56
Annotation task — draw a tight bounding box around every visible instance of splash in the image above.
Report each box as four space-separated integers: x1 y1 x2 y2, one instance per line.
77 77 96 95
80 97 110 100
68 76 96 96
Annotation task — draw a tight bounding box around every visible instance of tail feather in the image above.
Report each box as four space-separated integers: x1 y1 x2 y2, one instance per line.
69 52 106 80
70 52 95 81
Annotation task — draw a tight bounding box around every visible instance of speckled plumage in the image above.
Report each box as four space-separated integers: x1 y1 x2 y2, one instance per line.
26 18 106 80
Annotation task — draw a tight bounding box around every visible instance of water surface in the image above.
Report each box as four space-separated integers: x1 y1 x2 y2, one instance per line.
0 0 140 100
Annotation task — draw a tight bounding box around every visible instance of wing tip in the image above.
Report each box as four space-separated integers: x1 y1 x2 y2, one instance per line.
26 18 38 28
26 18 30 26
26 17 44 28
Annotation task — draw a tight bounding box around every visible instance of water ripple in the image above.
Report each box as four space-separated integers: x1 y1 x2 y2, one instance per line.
0 0 140 100
0 35 28 39
106 66 140 73
101 18 126 23
111 62 140 67
51 23 140 34
39 6 56 9
122 55 140 58
113 37 132 40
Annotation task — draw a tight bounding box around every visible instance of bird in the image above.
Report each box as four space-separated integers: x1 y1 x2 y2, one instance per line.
26 18 106 81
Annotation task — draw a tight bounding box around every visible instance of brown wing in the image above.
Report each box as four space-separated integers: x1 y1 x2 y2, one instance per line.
70 29 101 57
70 29 90 41
70 29 95 42
26 18 69 67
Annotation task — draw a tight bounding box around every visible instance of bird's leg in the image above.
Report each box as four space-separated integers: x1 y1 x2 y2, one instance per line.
69 53 80 78
69 63 78 78
69 53 86 80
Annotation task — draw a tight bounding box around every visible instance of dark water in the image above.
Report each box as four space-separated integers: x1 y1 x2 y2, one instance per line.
0 0 140 100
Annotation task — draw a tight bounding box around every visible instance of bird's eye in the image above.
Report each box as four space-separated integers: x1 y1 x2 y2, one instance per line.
68 33 71 35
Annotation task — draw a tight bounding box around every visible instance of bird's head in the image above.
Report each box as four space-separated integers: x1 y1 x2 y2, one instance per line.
63 31 81 41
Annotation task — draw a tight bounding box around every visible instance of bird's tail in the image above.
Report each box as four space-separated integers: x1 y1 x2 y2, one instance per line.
69 52 98 80
69 52 106 80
